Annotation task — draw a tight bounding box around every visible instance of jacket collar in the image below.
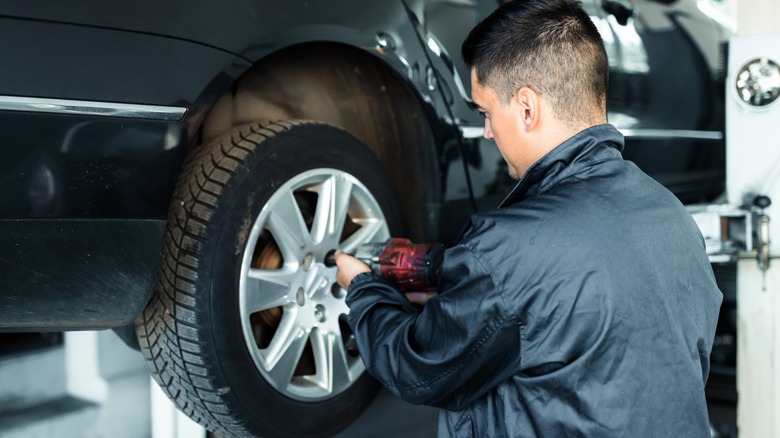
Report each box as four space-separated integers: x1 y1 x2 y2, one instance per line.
498 124 624 208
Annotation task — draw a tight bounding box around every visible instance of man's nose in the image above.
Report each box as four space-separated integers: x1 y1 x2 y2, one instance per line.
483 118 494 140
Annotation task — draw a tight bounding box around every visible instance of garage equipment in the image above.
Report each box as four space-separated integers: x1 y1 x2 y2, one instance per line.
326 238 444 292
687 32 780 437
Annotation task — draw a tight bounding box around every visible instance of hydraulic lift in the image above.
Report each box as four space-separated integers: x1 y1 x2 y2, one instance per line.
689 32 780 437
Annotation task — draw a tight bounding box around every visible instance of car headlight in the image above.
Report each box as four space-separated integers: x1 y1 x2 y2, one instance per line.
735 57 780 107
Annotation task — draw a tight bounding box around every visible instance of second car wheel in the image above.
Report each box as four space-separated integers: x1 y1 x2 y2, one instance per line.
136 120 402 437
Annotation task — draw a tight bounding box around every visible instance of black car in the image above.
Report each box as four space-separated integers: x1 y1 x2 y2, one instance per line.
0 1 731 436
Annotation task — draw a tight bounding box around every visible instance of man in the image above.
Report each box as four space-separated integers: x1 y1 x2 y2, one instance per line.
335 0 723 435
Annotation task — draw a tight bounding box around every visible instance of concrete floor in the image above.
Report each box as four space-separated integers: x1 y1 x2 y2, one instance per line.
0 332 737 438
337 390 439 438
337 382 737 438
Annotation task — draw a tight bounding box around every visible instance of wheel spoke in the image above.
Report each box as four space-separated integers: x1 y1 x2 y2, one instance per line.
340 218 385 253
310 175 353 247
328 295 350 318
264 312 308 387
310 329 353 392
244 269 297 313
266 191 311 261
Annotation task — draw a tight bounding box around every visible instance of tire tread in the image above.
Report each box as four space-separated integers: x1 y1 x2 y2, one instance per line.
136 120 323 437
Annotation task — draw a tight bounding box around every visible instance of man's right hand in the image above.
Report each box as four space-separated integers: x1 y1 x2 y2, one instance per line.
404 291 438 306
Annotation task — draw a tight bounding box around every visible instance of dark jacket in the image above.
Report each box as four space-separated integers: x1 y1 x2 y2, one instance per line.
346 124 723 437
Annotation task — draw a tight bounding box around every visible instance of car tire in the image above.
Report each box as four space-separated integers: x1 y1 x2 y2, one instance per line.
136 120 402 437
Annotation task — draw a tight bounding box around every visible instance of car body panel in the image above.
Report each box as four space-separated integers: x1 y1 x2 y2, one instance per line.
0 1 464 329
0 219 164 330
0 16 246 107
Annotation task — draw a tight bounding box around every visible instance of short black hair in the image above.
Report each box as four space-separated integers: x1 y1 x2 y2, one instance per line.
462 0 608 126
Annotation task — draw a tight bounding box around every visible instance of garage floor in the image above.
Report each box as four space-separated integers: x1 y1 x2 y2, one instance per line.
337 390 438 438
337 383 737 438
0 333 738 437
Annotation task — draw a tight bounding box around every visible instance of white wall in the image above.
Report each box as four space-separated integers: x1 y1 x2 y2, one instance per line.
739 0 780 35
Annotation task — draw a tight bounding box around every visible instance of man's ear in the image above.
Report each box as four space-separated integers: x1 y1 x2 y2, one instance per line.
513 87 541 131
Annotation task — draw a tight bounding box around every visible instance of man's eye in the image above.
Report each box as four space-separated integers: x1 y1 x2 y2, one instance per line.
479 111 487 118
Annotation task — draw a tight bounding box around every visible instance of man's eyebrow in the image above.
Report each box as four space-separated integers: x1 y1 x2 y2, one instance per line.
470 101 484 111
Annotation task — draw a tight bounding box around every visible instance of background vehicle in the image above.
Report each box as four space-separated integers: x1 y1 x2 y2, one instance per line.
0 0 732 436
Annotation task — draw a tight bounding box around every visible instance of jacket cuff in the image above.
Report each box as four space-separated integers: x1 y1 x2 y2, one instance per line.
348 271 378 291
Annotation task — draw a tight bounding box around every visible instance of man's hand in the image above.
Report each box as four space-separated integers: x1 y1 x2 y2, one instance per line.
334 250 438 306
404 291 437 306
334 250 370 290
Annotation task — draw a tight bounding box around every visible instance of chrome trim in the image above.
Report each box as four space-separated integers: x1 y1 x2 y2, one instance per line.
459 126 484 139
618 129 723 140
734 57 780 107
460 126 723 141
0 96 187 121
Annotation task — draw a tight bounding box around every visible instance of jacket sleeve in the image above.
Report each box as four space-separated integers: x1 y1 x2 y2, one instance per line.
345 242 522 410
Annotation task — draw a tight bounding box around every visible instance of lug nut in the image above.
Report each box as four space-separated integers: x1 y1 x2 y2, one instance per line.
314 304 326 322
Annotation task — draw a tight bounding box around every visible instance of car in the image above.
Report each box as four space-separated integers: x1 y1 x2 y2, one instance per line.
0 0 733 436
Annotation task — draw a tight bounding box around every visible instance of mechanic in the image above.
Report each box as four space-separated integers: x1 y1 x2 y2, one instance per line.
334 0 723 435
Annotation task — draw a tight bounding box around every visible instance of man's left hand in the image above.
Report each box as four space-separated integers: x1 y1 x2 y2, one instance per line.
404 291 438 306
334 250 370 290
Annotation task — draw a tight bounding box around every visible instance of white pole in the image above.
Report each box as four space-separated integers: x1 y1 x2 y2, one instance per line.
727 7 780 431
64 331 108 403
150 378 207 438
736 259 780 436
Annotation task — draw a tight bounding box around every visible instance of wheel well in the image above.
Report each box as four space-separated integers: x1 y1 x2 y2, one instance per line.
200 43 440 240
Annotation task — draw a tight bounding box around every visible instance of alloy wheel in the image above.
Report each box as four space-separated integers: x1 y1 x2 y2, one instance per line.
239 168 390 401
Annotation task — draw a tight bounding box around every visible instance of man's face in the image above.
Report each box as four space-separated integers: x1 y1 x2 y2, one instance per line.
470 69 524 180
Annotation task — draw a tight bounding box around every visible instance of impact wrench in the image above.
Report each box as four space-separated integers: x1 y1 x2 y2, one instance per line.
324 238 444 356
324 238 444 292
